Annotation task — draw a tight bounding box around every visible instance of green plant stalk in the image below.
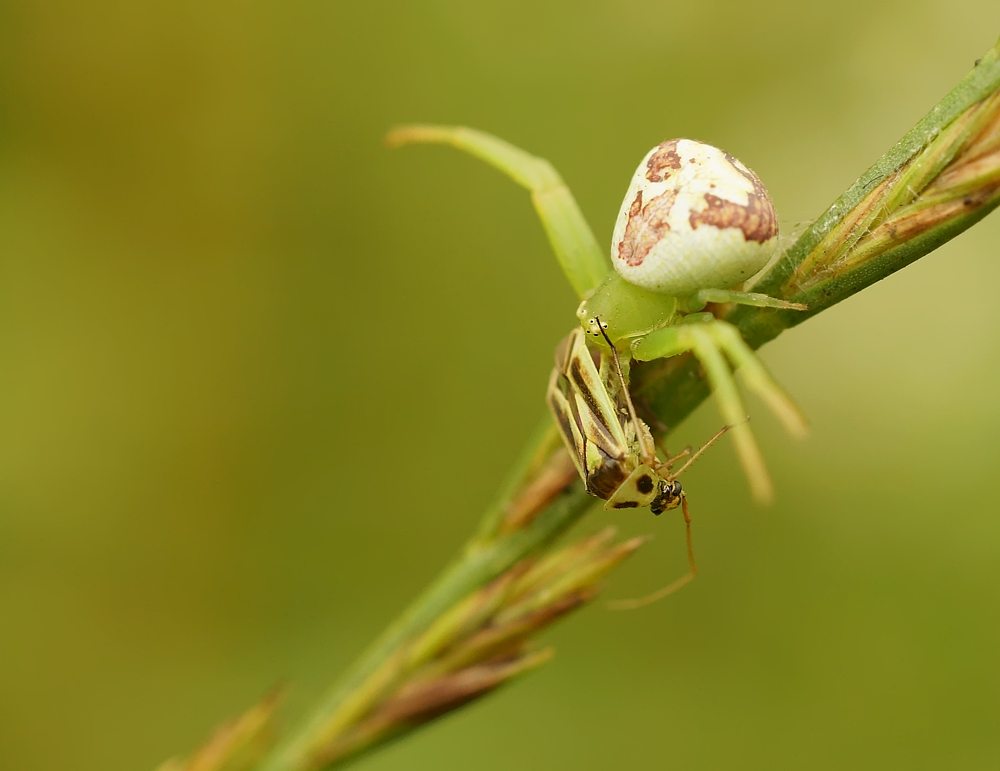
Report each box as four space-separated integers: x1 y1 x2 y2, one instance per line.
258 34 1000 771
315 648 556 769
640 36 1000 425
258 433 591 771
752 45 1000 321
311 530 643 767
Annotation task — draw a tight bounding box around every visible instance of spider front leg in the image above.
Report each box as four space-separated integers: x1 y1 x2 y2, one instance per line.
707 322 809 440
387 124 609 298
631 320 807 504
685 288 808 312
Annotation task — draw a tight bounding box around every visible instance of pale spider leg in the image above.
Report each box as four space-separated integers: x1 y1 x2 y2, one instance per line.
632 325 774 504
386 124 608 298
684 325 774 505
607 497 697 611
707 321 809 439
690 288 808 311
594 319 658 467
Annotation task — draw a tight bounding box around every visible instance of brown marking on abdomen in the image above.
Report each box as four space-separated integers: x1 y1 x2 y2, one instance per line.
689 155 779 244
688 187 777 244
645 140 682 182
616 188 678 266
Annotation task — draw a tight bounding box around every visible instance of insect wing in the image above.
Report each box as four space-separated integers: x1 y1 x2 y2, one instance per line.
547 329 638 499
563 329 630 452
546 368 589 484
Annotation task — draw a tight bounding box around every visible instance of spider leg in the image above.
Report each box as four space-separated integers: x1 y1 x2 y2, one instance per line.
706 320 809 439
631 324 774 504
684 325 774 504
688 288 808 312
387 124 608 298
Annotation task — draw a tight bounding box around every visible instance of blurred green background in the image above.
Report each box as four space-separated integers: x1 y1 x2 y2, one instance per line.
1 2 999 769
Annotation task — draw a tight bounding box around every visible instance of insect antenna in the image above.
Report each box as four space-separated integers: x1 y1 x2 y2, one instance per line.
668 422 738 480
593 318 657 466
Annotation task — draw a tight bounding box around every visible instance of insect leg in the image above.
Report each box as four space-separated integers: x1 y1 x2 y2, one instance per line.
657 444 691 470
706 320 809 439
387 124 608 298
607 497 697 610
669 423 733 479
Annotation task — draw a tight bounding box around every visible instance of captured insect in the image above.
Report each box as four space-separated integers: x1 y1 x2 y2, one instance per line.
547 322 732 600
547 324 727 515
388 126 808 504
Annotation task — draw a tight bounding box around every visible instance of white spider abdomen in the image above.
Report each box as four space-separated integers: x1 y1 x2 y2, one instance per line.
611 139 778 296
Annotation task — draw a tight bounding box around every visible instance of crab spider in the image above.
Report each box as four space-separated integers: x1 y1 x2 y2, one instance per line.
388 125 808 504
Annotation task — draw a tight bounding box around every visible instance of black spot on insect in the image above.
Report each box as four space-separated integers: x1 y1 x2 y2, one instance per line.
612 501 640 509
636 474 654 494
964 198 974 206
